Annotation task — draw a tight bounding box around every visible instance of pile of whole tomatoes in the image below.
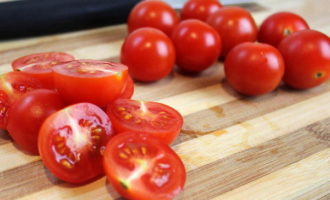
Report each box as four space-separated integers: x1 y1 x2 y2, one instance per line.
1 0 330 200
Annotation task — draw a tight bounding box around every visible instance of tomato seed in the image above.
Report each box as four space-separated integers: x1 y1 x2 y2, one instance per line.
60 159 74 169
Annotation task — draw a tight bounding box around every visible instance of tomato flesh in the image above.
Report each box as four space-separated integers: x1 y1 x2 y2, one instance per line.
12 52 74 88
53 60 128 107
107 99 183 144
103 131 186 200
38 103 114 183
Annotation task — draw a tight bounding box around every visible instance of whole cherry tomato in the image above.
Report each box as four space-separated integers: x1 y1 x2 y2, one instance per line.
258 12 309 47
207 6 258 57
7 89 65 155
171 19 221 72
181 0 223 22
225 42 284 96
121 28 175 82
103 131 186 200
278 30 330 89
127 0 179 36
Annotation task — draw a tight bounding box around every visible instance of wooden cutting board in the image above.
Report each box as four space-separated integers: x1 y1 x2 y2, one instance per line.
0 0 329 199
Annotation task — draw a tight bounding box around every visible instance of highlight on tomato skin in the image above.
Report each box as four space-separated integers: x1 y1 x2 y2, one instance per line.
38 103 114 184
11 52 75 89
106 99 183 144
181 0 223 22
103 131 186 200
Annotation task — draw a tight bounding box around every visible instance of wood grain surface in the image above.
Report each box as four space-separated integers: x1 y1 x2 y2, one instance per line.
0 0 330 199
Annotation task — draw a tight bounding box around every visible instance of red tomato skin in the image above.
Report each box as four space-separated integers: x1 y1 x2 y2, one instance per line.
118 75 134 99
181 0 223 21
225 42 284 96
278 30 330 89
7 89 65 155
171 19 221 72
0 72 46 129
258 12 309 47
127 0 179 36
207 6 258 57
121 28 175 82
103 131 186 200
12 52 74 89
38 103 113 183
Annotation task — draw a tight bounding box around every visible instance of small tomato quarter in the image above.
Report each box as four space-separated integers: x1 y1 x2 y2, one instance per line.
225 42 284 96
258 12 309 47
7 89 65 155
127 0 179 36
171 19 221 72
53 60 128 107
38 103 114 183
121 28 175 82
278 30 330 89
103 131 186 200
106 99 183 144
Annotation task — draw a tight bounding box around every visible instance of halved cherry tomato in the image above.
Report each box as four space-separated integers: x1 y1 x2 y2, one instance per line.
103 131 186 200
181 0 223 22
53 60 128 107
106 99 183 144
121 28 175 82
127 0 179 36
7 89 65 155
118 75 134 99
12 52 74 89
171 19 222 72
0 72 46 129
278 30 330 89
38 103 114 183
225 42 284 96
258 12 309 47
207 6 258 57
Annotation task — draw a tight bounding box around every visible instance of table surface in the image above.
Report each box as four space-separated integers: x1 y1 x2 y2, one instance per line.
0 0 330 199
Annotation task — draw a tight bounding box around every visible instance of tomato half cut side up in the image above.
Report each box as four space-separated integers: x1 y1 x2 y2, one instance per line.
0 72 46 129
53 60 128 107
106 99 183 144
12 52 74 89
103 131 186 200
38 103 114 183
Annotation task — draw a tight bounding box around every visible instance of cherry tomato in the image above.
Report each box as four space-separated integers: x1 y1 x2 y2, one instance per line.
7 89 65 155
12 52 74 89
38 103 113 183
207 6 258 57
181 0 223 21
106 99 183 144
0 72 46 129
278 30 330 89
224 42 284 96
118 75 134 99
121 28 175 82
258 12 309 47
53 60 128 107
127 0 179 36
171 19 221 72
103 131 186 200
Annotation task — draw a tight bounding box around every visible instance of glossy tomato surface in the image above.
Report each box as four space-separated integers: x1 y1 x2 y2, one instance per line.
38 103 113 183
7 89 65 155
53 60 128 107
121 28 175 82
171 19 221 72
106 99 183 144
103 131 186 200
0 72 45 129
181 0 223 21
12 52 74 88
127 0 179 36
258 12 309 47
278 30 330 89
207 6 258 57
118 75 134 99
225 42 284 96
